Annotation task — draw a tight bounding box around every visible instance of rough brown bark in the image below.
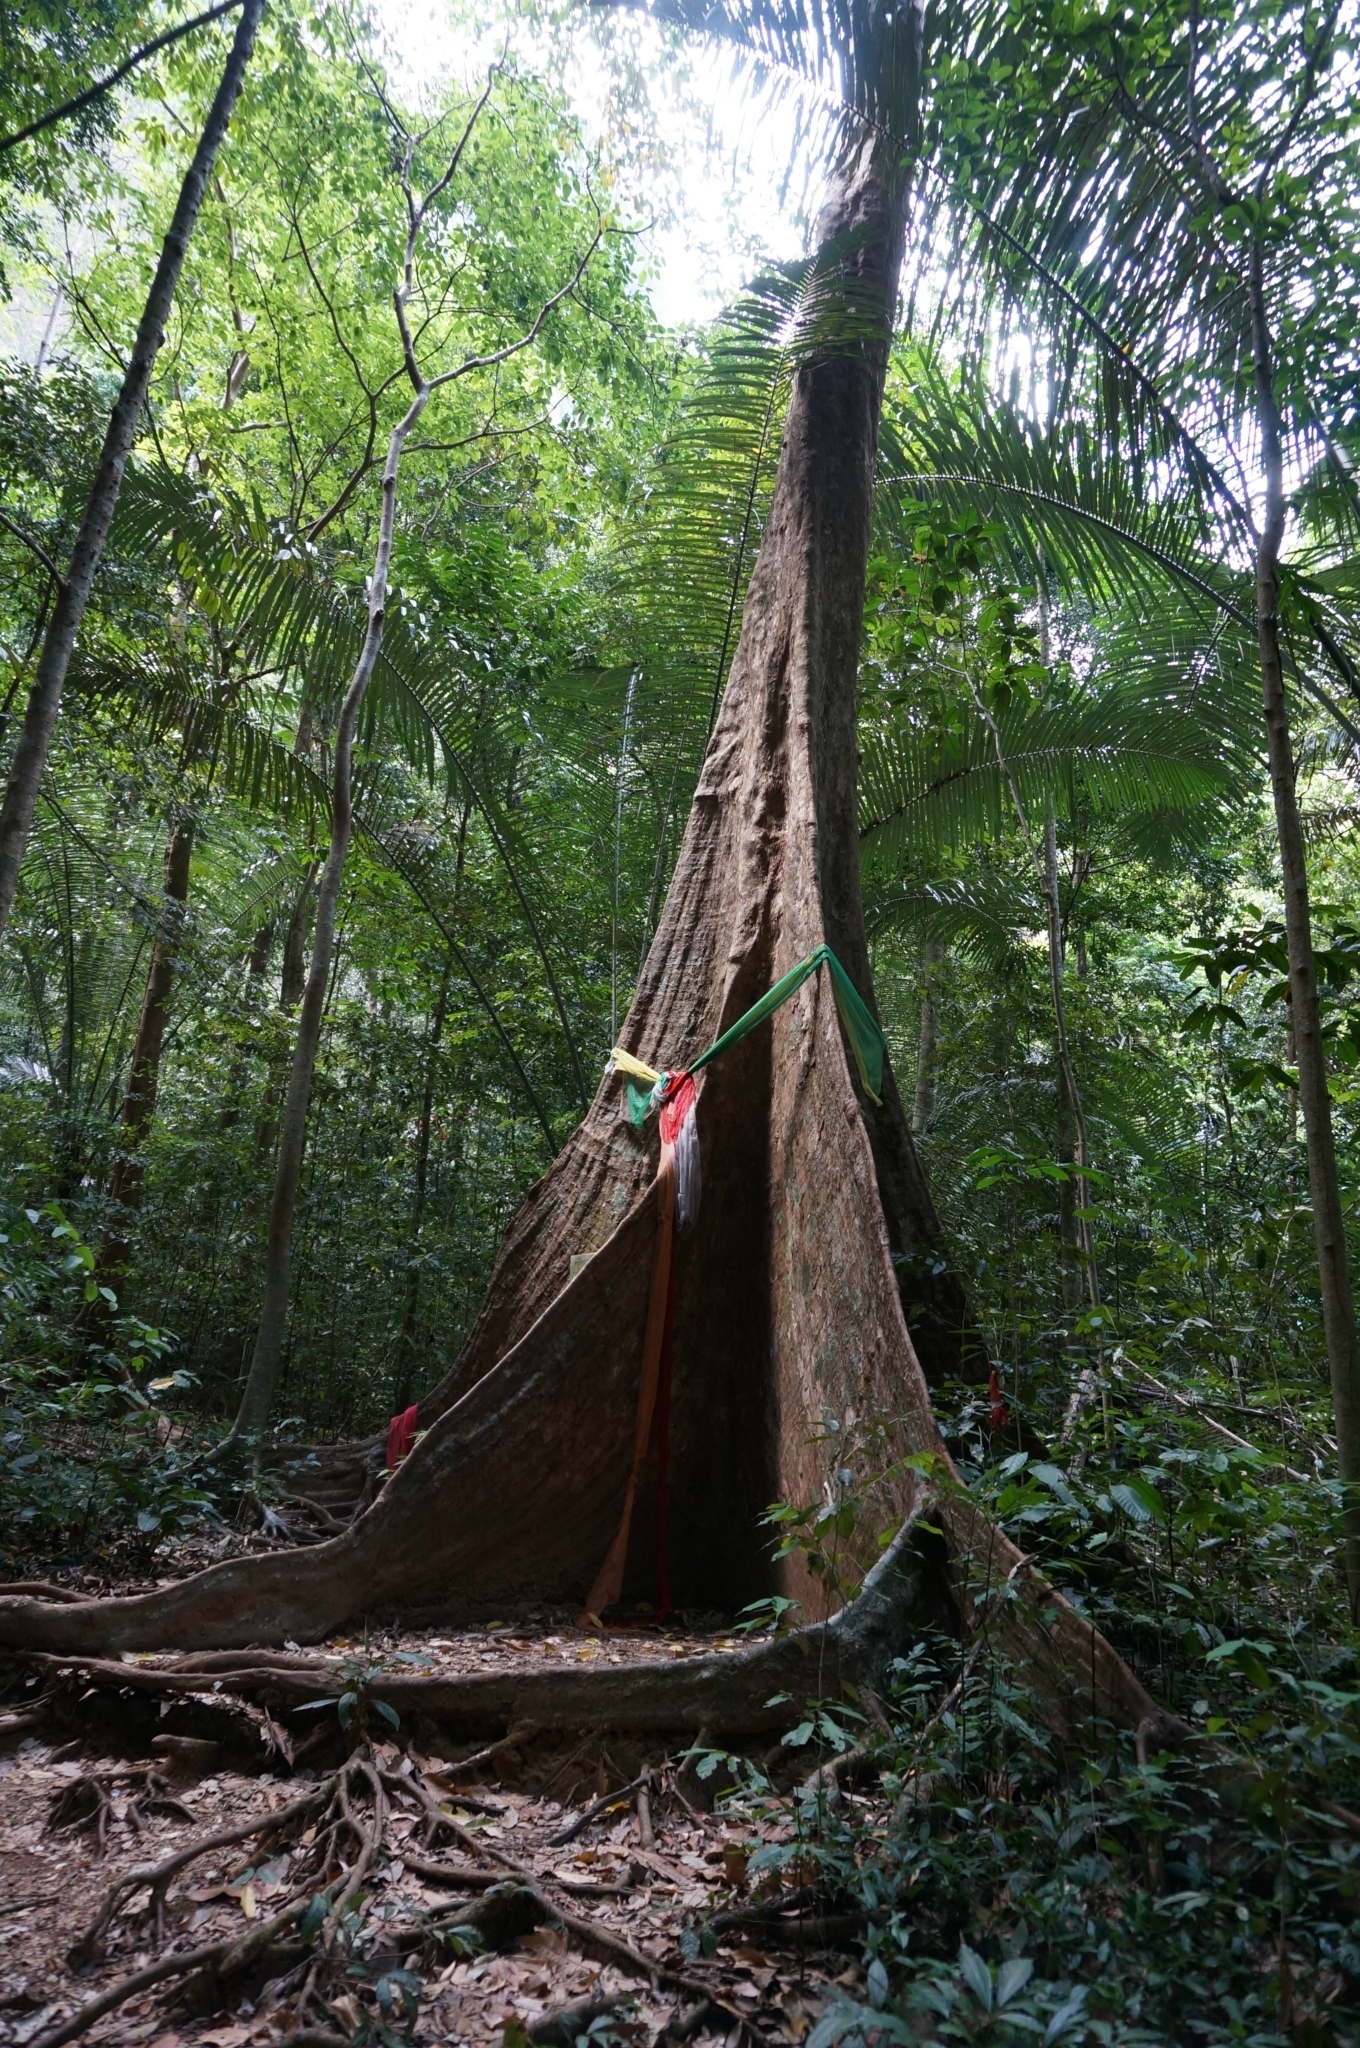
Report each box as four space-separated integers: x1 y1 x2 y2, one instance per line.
0 0 264 941
0 131 1157 1743
6 1507 1155 1750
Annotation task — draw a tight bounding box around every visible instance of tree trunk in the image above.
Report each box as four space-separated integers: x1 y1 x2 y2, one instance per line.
911 938 941 1135
251 865 315 1168
218 918 274 1134
228 383 431 1444
0 0 264 941
1250 240 1360 1615
393 944 455 1411
280 865 315 1011
1046 807 1081 1316
0 125 1160 1743
90 816 194 1307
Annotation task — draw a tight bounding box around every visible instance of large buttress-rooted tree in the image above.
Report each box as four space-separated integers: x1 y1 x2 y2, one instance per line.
0 80 1157 1744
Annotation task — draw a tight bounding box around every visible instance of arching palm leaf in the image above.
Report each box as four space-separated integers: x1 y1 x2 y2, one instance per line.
859 670 1249 868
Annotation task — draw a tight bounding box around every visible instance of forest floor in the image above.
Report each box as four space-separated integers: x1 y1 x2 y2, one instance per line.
0 1609 857 2048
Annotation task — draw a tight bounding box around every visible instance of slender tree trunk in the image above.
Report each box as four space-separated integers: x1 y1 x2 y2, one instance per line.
194 917 273 1386
226 66 589 1442
1250 241 1360 1614
90 817 194 1308
911 938 942 1135
393 945 456 1411
0 0 265 941
229 384 430 1443
1046 805 1081 1315
218 918 273 1134
251 865 315 1168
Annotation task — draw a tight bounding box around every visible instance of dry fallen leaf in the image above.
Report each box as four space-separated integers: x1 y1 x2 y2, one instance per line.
781 1995 810 2041
520 1927 569 1957
238 1880 257 1920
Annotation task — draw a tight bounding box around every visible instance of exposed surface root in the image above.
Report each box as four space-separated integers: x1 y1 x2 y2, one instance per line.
0 1677 861 2048
3 1514 948 1761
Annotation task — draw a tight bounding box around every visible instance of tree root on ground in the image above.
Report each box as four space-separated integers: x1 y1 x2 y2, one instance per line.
45 1757 196 1858
25 1727 786 2048
3 1515 943 1775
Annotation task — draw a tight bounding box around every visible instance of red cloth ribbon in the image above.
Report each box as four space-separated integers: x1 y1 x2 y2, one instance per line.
988 1368 1008 1436
385 1403 419 1470
657 1070 695 1142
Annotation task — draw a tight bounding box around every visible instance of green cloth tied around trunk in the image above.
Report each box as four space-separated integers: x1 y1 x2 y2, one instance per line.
621 943 885 1124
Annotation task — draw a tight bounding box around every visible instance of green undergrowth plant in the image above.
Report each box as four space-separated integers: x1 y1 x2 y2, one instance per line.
732 1415 1360 2045
942 1391 1353 1721
697 1625 1360 2046
0 1197 226 1568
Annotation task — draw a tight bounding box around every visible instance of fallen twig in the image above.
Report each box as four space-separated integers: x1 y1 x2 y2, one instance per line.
0 1705 46 1738
549 1772 650 1844
403 1785 763 2033
635 1767 655 1848
446 1718 538 1775
70 1776 330 1964
531 1992 633 2043
400 1852 510 1888
32 1892 310 2048
1125 1372 1312 1481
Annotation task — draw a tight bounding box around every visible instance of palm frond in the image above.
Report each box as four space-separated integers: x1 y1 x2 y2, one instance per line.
874 355 1360 748
345 766 561 1152
859 671 1248 867
867 869 1033 968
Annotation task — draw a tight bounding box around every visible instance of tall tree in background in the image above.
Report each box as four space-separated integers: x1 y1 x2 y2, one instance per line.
87 812 194 1322
935 0 1360 1606
0 0 265 942
226 77 604 1447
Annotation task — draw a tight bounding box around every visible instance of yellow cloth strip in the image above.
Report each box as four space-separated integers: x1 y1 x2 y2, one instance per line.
609 1046 662 1086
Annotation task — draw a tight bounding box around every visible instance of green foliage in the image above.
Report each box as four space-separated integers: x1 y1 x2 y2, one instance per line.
296 1646 405 1738
0 1198 214 1564
704 1615 1360 2045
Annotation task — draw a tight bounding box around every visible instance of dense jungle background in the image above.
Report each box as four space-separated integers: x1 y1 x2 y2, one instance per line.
4 0 1360 2041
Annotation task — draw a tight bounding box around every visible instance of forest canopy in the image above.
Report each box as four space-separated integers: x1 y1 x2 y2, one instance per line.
2 0 1360 2042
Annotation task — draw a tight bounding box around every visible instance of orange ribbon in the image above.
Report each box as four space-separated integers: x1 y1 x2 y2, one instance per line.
577 1140 676 1625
